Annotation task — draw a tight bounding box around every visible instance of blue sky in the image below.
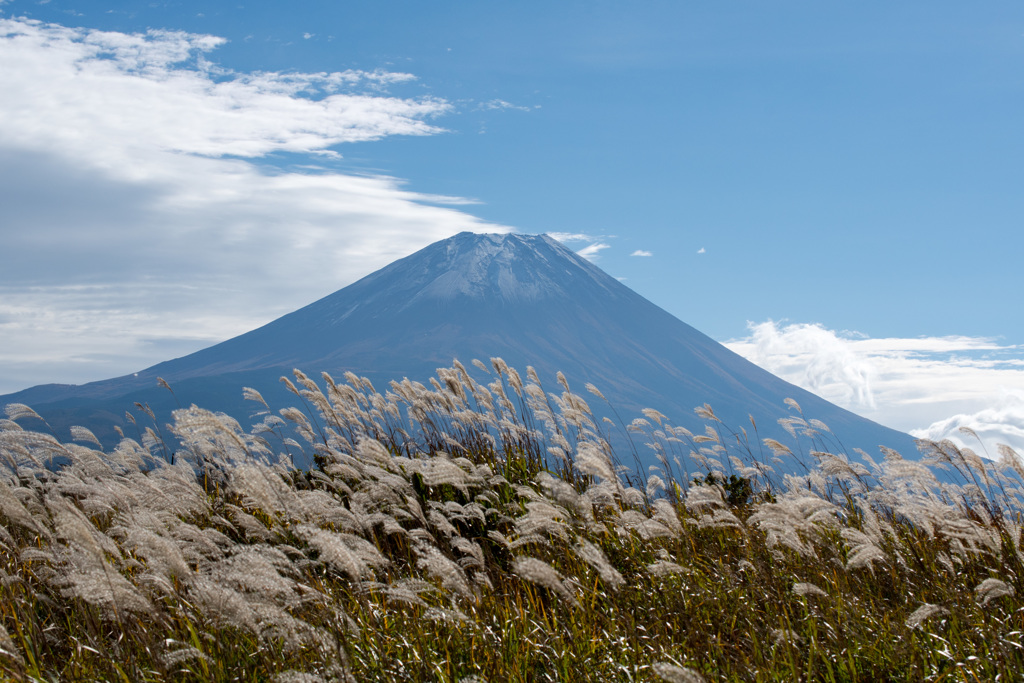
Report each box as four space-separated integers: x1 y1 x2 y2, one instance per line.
1 1 1022 455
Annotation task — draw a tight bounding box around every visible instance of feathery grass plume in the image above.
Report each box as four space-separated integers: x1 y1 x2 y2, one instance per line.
905 603 948 629
297 525 370 580
841 528 888 571
416 543 474 600
642 408 667 426
628 417 651 433
1 430 63 473
55 545 155 617
975 577 1014 605
515 500 571 543
243 386 271 409
647 560 687 577
696 508 743 530
998 443 1024 481
685 484 725 513
747 493 835 558
161 644 214 667
646 474 667 497
68 425 102 447
584 382 606 401
762 438 792 459
574 539 625 589
650 499 683 536
575 440 617 483
187 576 259 632
652 662 706 683
555 371 570 393
423 605 471 625
3 403 43 422
793 582 828 598
0 477 46 536
777 416 807 439
693 403 719 423
229 463 293 519
120 516 191 580
511 556 576 605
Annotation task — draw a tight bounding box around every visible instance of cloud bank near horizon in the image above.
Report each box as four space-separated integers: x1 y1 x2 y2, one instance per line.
725 321 1024 458
0 17 508 393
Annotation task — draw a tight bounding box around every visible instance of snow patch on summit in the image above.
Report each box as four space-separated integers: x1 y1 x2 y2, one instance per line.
409 233 602 304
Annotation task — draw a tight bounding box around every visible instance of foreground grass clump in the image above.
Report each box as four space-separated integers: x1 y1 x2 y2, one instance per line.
1 359 1023 682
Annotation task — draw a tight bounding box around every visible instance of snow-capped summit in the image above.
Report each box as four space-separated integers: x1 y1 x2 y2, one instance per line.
1 232 921 463
310 232 619 318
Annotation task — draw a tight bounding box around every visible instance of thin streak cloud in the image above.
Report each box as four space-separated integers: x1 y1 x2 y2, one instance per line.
577 243 611 260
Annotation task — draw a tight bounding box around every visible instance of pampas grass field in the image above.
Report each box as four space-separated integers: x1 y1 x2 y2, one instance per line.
1 358 1023 681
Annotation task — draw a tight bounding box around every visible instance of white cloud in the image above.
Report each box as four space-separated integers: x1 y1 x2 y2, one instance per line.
697 247 706 254
910 392 1024 460
631 249 653 257
0 19 439 160
478 99 531 112
0 17 508 394
577 243 611 260
546 232 596 243
725 321 1024 457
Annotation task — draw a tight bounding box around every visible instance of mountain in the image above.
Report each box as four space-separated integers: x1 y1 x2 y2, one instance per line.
2 232 921 467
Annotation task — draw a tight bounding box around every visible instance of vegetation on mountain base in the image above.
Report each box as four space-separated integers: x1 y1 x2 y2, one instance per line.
1 358 1023 681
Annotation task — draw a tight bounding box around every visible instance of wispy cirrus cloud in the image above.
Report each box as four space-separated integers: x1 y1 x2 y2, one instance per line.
631 249 652 257
576 243 611 260
478 99 534 112
725 321 1024 457
546 233 612 261
546 232 597 243
0 17 508 393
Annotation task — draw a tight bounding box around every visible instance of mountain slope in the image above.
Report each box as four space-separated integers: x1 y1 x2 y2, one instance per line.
2 232 921 464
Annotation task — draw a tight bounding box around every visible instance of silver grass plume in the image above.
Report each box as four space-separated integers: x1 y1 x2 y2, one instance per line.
642 408 666 426
841 528 888 572
243 386 270 409
68 425 102 447
161 644 213 668
4 403 43 422
793 582 828 598
694 404 718 422
511 556 576 605
975 577 1014 605
574 539 625 589
647 560 687 577
652 662 706 683
416 543 474 600
585 383 606 401
0 477 46 537
905 603 948 629
998 443 1024 482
